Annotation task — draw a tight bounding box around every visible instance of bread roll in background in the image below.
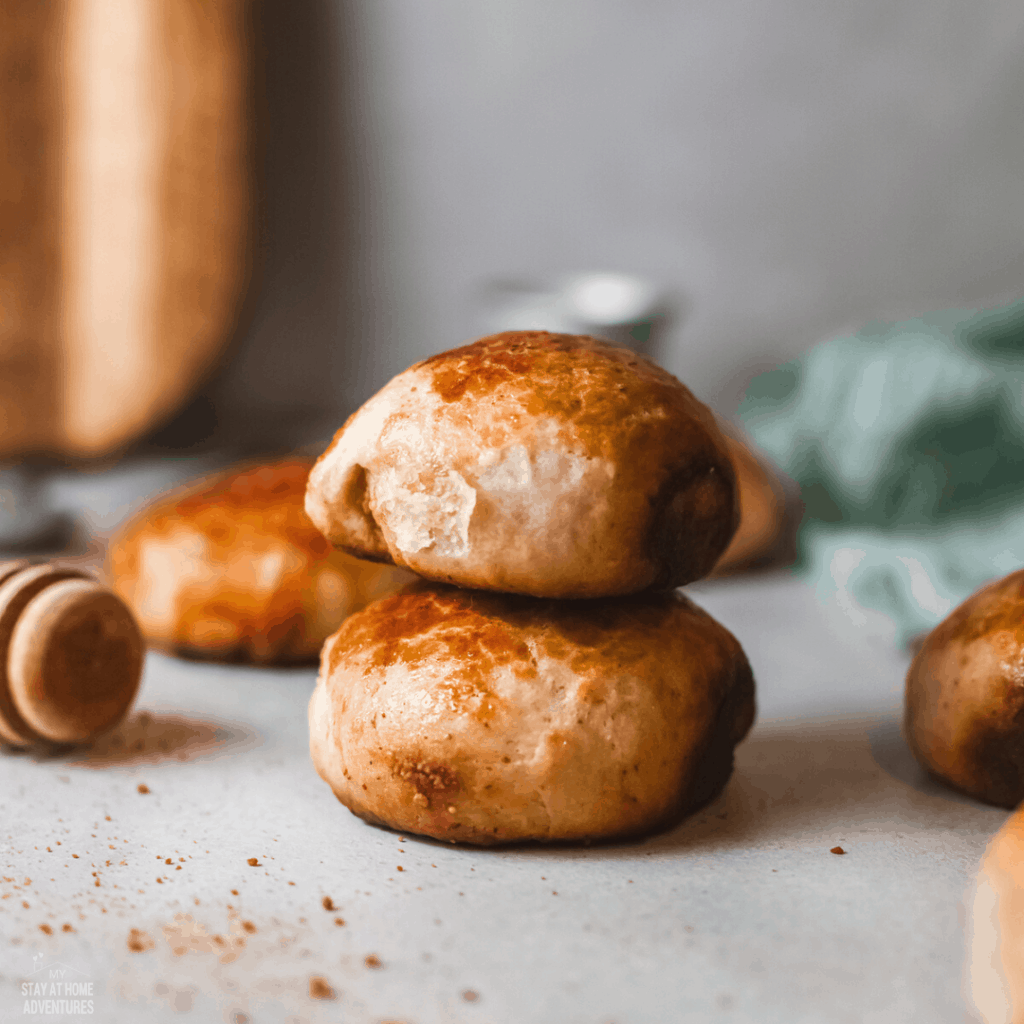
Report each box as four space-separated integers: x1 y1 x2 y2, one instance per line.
969 803 1024 1024
306 331 739 599
309 583 755 845
712 428 797 576
106 459 414 665
905 569 1024 807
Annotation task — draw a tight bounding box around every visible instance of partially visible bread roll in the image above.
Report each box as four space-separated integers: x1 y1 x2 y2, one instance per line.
309 583 755 845
905 569 1024 807
712 430 795 575
969 804 1024 1023
306 331 738 599
106 459 414 665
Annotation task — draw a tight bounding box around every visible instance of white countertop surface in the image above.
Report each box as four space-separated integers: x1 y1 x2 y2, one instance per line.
0 562 1005 1024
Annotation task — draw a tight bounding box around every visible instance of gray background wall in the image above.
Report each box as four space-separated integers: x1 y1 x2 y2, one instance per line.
206 0 1024 448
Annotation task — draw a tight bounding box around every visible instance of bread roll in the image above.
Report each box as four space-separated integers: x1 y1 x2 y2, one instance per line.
306 331 738 599
969 803 1024 1023
712 430 795 575
905 568 1024 807
106 459 414 665
309 583 755 845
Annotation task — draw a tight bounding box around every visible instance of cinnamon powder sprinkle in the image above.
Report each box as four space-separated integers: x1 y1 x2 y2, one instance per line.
247 858 259 867
830 846 846 855
39 924 52 935
308 976 335 1000
137 784 150 794
322 896 335 911
364 954 383 969
127 928 154 952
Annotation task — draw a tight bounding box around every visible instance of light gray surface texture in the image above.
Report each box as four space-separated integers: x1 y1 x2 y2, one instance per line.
0 572 1005 1023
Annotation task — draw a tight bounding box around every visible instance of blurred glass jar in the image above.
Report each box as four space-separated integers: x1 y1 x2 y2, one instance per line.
476 272 674 359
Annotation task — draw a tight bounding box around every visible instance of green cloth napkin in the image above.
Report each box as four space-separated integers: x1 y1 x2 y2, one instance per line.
739 299 1024 643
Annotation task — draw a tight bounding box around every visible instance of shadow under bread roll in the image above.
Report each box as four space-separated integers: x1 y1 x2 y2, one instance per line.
106 459 414 665
309 583 755 846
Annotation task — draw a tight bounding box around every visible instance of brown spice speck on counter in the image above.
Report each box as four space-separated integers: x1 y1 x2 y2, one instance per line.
831 846 846 855
322 896 335 911
247 858 260 867
462 989 480 1003
137 784 150 795
39 924 52 935
62 924 74 933
231 890 238 896
364 954 383 969
242 921 256 934
127 928 154 952
334 917 345 927
308 976 335 1000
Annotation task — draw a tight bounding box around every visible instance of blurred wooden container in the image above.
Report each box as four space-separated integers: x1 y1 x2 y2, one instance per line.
0 0 256 459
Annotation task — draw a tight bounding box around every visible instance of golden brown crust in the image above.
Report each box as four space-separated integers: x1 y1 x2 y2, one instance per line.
105 459 414 665
306 331 738 598
309 583 755 845
905 568 1024 807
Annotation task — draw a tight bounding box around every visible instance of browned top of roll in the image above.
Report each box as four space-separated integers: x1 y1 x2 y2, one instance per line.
306 331 738 598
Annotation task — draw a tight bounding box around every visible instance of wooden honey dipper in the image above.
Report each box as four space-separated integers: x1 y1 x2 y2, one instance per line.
0 560 143 747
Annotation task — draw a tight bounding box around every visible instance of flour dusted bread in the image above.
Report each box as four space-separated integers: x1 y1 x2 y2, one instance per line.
309 584 755 845
106 459 413 665
905 568 1024 807
306 331 738 599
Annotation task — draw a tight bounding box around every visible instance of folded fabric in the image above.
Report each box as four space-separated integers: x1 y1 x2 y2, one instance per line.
740 300 1024 643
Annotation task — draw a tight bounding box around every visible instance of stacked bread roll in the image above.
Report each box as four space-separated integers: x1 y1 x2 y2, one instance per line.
305 331 756 845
